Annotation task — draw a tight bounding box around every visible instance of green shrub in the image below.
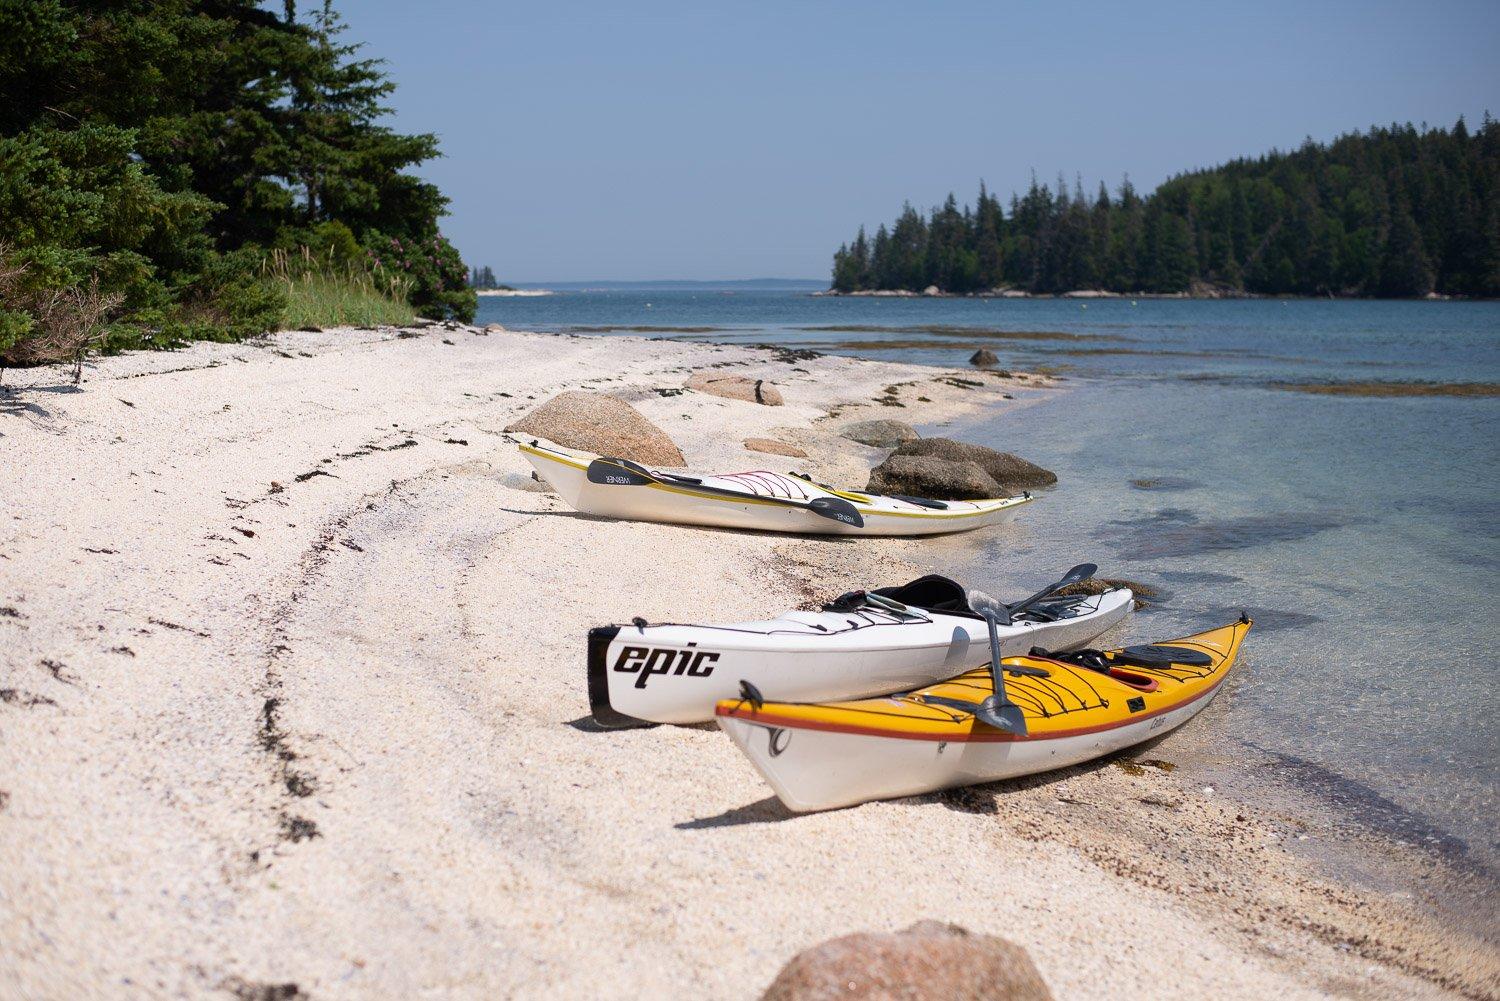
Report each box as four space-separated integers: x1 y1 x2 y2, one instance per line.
0 244 124 381
367 231 476 322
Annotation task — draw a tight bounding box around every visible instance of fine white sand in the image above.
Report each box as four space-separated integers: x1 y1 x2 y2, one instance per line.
1 324 1491 999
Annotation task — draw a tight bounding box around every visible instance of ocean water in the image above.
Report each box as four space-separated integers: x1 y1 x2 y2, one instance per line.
479 290 1500 868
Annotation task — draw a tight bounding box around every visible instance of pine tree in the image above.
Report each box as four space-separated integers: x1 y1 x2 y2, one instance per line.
1380 201 1434 296
280 1 446 241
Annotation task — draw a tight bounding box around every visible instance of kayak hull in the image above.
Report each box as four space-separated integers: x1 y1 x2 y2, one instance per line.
716 620 1250 812
589 588 1134 727
520 439 1031 537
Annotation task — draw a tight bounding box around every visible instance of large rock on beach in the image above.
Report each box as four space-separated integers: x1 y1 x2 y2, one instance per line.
970 348 1000 367
760 920 1053 1001
504 390 686 467
686 372 784 406
892 437 1056 491
866 455 1003 500
839 419 918 448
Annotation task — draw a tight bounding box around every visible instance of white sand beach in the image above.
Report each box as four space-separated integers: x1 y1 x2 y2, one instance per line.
1 324 1492 1000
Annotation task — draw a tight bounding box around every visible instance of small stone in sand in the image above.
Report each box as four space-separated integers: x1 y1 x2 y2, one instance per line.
760 920 1053 1001
685 372 784 406
743 438 807 458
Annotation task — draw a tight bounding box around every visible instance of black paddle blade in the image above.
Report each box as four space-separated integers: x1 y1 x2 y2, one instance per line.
1059 562 1098 587
807 496 864 528
586 457 654 486
1114 644 1213 667
1007 562 1099 617
973 695 1028 736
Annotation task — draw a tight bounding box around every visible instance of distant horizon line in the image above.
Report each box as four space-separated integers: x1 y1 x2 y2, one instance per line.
502 277 827 288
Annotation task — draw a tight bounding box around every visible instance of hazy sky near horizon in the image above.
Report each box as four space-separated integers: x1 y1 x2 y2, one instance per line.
340 0 1500 282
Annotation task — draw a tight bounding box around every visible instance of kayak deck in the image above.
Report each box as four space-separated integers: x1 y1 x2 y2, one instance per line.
519 438 1033 536
716 620 1250 743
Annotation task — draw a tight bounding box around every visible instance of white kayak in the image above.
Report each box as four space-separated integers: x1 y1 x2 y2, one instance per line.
716 619 1251 813
588 573 1134 727
519 439 1033 536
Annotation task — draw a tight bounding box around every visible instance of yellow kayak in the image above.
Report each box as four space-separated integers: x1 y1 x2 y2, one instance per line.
716 618 1251 812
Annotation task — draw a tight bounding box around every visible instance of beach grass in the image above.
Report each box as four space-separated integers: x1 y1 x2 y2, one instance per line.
277 273 417 329
266 247 417 330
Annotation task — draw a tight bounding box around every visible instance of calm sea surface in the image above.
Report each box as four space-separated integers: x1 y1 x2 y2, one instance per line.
479 290 1500 870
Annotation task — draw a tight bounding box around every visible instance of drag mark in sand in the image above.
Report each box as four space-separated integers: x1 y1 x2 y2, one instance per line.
252 496 387 847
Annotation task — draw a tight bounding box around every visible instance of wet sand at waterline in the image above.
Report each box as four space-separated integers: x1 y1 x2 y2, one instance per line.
1 326 1492 999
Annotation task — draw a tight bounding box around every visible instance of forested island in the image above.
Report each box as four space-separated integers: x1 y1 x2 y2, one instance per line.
831 119 1499 298
0 1 474 374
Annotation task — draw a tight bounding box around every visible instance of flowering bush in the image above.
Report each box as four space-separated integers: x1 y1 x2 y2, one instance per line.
365 231 477 322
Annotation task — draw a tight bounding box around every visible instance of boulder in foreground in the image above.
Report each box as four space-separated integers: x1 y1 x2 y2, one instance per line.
839 419 918 448
892 437 1056 491
743 438 808 458
686 372 784 406
761 920 1053 1001
970 348 999 367
866 455 1002 500
505 391 686 467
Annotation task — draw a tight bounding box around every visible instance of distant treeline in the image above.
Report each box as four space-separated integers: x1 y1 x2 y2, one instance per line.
468 265 511 290
831 119 1500 297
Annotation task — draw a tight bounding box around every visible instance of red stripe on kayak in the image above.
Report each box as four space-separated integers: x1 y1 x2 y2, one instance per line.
714 670 1230 744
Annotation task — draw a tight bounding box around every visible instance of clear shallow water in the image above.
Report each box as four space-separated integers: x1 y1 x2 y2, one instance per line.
479 291 1500 386
483 289 1500 865
946 380 1499 870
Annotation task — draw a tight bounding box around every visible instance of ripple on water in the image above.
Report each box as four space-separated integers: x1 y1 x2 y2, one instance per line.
1102 508 1353 559
1197 606 1323 634
1128 476 1203 491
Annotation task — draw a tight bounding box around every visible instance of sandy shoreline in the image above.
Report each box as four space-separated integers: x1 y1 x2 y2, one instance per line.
1 323 1493 999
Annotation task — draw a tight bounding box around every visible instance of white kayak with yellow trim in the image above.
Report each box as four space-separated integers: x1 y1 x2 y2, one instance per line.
587 574 1134 728
519 438 1032 536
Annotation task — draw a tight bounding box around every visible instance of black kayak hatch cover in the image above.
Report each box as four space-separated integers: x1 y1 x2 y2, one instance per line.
1114 644 1213 667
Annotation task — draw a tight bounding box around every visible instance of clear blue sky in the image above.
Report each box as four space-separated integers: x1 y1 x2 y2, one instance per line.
340 0 1500 282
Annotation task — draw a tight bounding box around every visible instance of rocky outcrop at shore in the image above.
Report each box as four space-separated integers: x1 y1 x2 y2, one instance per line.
838 419 918 448
686 372 784 406
866 455 1003 500
504 390 686 466
890 437 1056 492
970 348 999 367
760 920 1053 1001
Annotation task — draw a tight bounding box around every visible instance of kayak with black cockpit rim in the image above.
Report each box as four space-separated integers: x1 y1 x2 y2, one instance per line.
587 565 1132 728
715 617 1251 812
519 438 1033 537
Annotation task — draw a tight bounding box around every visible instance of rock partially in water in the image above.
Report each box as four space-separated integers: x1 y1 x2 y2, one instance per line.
839 419 918 448
866 455 1003 501
1054 577 1159 609
505 390 686 467
760 920 1053 1001
970 348 1000 367
892 437 1056 492
743 437 807 458
686 372 784 406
